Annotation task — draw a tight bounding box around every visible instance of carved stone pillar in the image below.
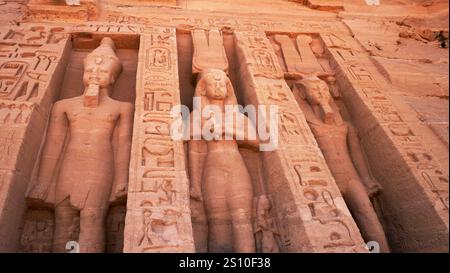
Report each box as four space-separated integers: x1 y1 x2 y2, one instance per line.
0 23 70 252
123 27 195 253
234 31 367 252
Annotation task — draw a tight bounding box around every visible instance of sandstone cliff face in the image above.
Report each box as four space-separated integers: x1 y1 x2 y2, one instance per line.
0 0 448 253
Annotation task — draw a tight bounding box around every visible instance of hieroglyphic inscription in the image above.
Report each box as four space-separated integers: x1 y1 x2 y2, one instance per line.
236 32 283 80
105 12 346 34
0 100 35 124
0 25 68 105
284 146 356 250
123 27 194 253
0 24 70 252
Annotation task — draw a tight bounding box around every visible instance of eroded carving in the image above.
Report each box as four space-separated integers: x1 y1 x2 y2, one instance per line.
293 76 390 252
26 37 134 253
253 195 281 253
188 69 259 252
191 29 228 73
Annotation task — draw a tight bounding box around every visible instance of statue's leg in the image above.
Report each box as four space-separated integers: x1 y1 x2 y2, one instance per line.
53 198 78 253
344 179 390 253
229 195 255 253
78 206 108 253
191 200 209 252
204 196 233 252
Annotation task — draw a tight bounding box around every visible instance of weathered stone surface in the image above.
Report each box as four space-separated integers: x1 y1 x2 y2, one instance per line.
0 0 447 253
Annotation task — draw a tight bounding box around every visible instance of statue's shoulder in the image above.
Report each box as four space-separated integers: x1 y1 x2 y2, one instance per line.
55 96 82 105
52 96 82 111
116 100 134 113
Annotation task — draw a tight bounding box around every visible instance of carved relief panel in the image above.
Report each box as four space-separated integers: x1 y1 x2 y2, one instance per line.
269 30 449 252
0 23 70 252
233 31 367 253
269 33 390 252
123 27 194 253
0 5 446 254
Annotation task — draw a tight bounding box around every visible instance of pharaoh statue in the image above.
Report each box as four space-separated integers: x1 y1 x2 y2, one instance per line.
27 37 134 252
188 69 259 252
293 76 390 253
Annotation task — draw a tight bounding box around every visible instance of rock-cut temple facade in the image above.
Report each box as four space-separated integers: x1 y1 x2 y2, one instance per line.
0 0 448 253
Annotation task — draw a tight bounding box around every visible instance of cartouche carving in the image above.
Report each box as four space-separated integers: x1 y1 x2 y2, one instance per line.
27 37 134 253
293 76 390 253
189 69 259 253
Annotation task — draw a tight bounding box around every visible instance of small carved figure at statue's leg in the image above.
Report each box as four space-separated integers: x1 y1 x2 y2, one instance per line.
78 207 107 253
52 198 78 253
343 179 390 253
229 200 256 253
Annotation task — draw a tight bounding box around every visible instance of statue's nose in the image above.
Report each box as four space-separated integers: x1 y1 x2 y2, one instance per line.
91 67 100 74
215 83 225 92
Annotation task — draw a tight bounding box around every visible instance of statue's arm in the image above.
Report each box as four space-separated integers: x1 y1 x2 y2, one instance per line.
236 114 260 151
292 86 318 123
111 102 134 202
28 101 68 201
188 109 203 140
302 102 321 125
188 140 206 201
347 124 382 197
187 110 207 200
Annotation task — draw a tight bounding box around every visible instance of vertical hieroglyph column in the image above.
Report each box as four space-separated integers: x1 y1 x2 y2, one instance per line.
322 33 449 252
123 27 195 253
234 31 366 252
0 24 70 251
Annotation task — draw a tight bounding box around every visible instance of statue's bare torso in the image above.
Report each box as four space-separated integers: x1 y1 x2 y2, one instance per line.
54 95 131 209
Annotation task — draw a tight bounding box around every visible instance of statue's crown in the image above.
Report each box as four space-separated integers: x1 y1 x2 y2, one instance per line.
84 37 122 79
88 37 119 61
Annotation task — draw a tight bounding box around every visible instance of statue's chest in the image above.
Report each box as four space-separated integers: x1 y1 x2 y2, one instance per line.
66 109 118 125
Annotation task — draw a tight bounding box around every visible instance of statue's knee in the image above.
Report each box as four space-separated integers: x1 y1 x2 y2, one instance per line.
80 208 106 226
207 210 229 225
230 208 252 224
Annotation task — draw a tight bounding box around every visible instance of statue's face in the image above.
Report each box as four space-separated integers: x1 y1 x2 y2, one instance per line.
83 55 116 88
204 73 228 100
304 79 331 105
259 198 271 211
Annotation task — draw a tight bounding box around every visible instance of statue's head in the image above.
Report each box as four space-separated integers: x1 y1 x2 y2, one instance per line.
296 76 335 124
257 195 271 212
197 69 229 99
143 209 152 218
297 76 332 106
194 68 238 107
83 37 122 89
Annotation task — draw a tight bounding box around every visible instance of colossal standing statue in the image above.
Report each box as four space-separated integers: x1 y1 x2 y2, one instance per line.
294 76 390 253
27 37 134 252
188 69 259 252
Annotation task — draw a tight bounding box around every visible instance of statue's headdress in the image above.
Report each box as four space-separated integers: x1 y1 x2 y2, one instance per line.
84 37 122 81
